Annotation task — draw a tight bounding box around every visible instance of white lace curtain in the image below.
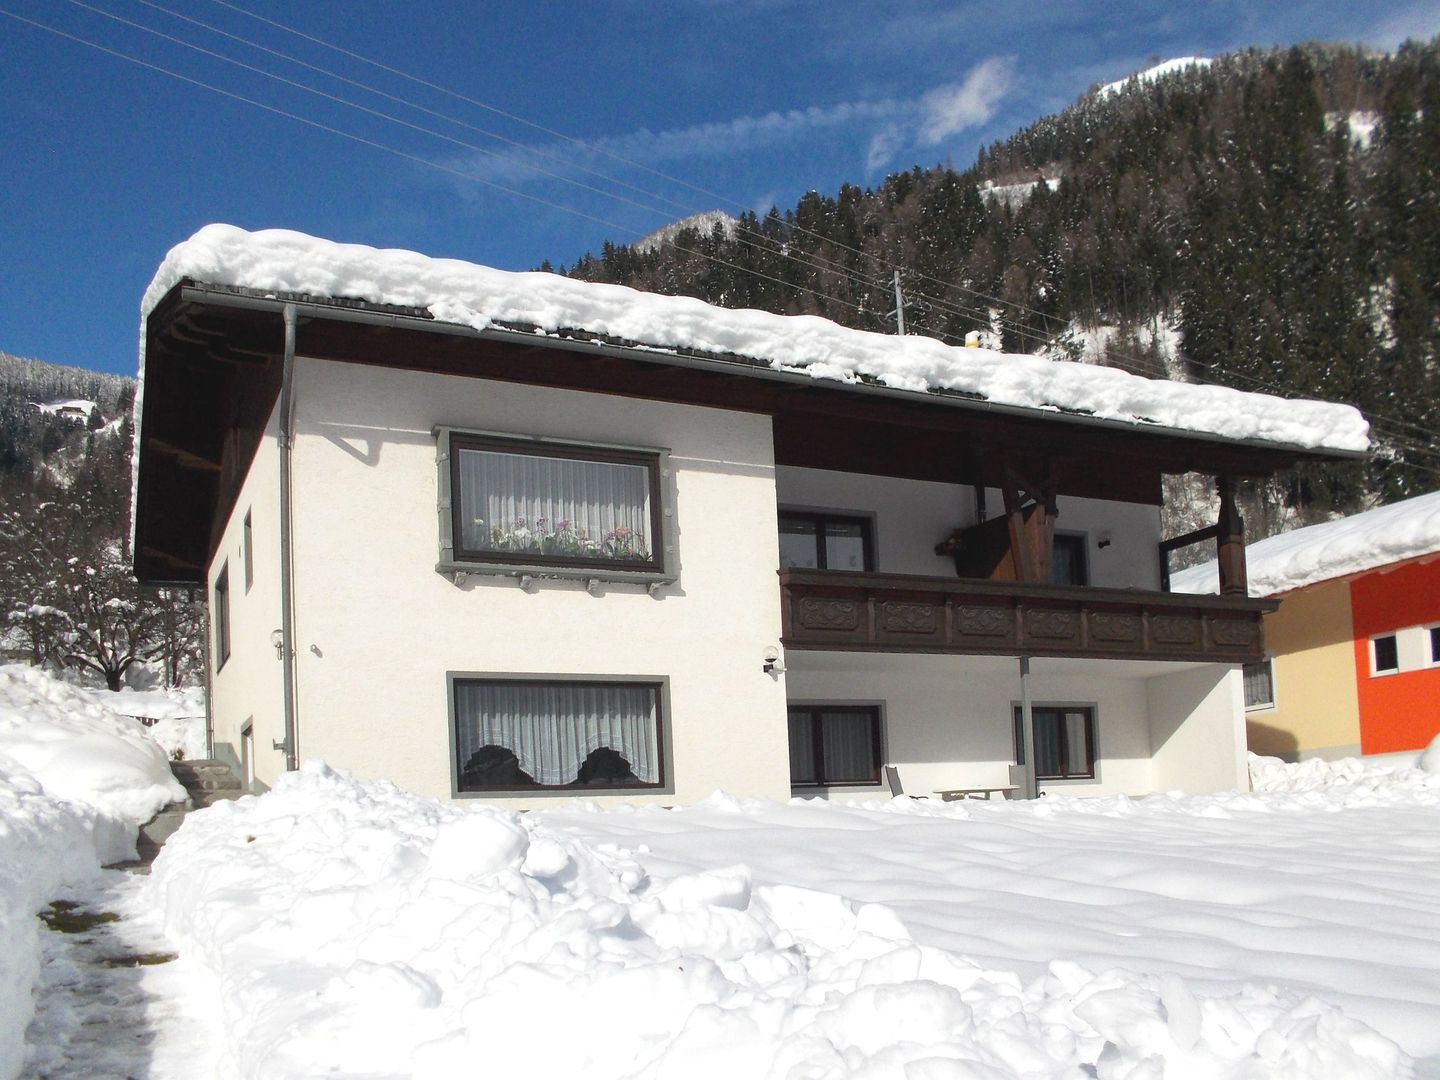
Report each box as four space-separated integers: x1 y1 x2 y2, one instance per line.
455 682 660 786
456 447 652 557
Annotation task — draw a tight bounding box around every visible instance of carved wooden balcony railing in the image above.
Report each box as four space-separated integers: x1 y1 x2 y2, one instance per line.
779 569 1276 664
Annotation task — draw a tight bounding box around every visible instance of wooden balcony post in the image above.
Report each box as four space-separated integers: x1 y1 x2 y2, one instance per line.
1216 477 1248 596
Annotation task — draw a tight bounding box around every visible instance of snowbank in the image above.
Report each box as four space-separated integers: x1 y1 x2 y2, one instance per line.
1171 489 1440 596
1249 750 1440 804
140 224 1369 454
0 764 117 1079
149 764 1406 1079
0 665 185 836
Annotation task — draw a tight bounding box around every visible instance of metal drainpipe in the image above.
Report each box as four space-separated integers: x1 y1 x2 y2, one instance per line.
1018 655 1038 800
276 304 299 771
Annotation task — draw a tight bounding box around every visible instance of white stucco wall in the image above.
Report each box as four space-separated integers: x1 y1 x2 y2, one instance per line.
205 399 286 790
1146 664 1248 793
283 356 790 806
774 466 1163 587
784 654 1244 800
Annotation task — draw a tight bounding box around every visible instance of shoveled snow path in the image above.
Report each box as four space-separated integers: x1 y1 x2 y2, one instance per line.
23 869 223 1080
542 797 1440 1062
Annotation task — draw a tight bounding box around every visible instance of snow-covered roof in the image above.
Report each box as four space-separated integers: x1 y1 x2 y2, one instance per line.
1171 489 1440 596
141 224 1369 454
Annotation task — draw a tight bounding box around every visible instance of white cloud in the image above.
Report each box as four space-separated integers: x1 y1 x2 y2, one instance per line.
448 57 1016 190
916 56 1017 145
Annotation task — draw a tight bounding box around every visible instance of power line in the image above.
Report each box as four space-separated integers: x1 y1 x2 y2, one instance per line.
120 0 1439 456
12 3 1435 477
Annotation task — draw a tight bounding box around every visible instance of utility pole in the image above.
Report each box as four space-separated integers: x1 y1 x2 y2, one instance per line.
891 271 906 335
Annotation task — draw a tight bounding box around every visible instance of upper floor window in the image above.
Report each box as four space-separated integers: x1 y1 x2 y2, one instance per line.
213 562 231 671
442 431 668 578
1050 533 1089 586
1243 658 1275 710
779 511 874 572
1429 626 1440 666
1371 633 1399 676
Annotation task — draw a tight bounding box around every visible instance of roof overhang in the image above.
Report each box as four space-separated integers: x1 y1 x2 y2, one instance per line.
133 283 1365 585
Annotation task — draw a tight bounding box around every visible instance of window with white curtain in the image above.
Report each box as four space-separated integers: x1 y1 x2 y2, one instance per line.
787 705 882 786
453 678 663 792
444 432 665 574
1013 705 1096 780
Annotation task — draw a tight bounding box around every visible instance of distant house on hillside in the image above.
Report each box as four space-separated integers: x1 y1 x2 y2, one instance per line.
1173 491 1440 762
131 225 1368 806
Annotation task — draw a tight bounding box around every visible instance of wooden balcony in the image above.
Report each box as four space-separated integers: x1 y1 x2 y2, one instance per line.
779 569 1276 665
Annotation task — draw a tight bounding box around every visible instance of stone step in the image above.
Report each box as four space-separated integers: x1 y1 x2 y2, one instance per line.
190 789 245 809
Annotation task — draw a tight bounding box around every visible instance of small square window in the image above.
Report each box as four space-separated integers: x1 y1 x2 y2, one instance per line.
1429 626 1440 666
1372 634 1399 675
778 512 874 572
213 563 231 671
1050 534 1089 586
243 510 254 592
1243 659 1275 710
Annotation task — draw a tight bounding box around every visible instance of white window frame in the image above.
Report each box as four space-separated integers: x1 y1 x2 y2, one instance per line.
1427 624 1440 668
1243 656 1277 712
435 426 677 585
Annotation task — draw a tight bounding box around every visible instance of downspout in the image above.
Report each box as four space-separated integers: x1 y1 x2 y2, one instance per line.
276 304 299 771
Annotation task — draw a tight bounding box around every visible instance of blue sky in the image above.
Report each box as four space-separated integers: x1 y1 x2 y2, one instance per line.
3 0 1438 376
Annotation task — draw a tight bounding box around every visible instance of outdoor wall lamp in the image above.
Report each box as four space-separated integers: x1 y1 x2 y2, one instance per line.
270 629 284 660
763 646 785 675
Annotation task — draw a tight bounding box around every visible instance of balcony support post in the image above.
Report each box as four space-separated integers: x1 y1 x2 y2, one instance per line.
1016 656 1038 800
1216 477 1248 596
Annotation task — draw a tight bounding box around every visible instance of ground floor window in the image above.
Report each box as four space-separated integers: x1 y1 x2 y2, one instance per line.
1243 658 1275 710
788 704 882 786
1013 705 1096 780
453 679 663 792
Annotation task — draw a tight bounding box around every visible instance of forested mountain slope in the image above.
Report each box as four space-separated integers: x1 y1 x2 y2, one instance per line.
566 41 1440 517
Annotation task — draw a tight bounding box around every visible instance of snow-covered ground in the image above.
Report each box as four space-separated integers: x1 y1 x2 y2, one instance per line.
0 665 189 1080
130 755 1437 1078
6 659 1438 1078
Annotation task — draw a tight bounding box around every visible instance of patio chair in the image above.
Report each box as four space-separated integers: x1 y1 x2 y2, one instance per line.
883 764 924 800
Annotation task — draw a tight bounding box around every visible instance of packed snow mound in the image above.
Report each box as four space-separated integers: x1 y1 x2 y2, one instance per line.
148 764 1406 1079
140 224 1369 454
1172 489 1440 595
0 764 114 1080
1098 57 1213 97
0 665 185 830
1250 751 1440 804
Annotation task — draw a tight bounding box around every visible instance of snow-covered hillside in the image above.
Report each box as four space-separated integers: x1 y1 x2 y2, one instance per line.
1097 57 1213 97
633 210 737 253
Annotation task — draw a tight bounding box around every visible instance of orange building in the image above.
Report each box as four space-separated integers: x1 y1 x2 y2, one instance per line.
1173 492 1440 762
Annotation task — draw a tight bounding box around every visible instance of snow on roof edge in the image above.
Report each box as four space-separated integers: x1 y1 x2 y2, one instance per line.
1170 489 1440 596
138 224 1370 456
